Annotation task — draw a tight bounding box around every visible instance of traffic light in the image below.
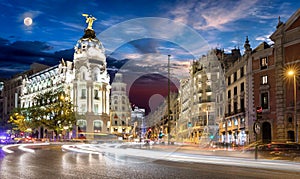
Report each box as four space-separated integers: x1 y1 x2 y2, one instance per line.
256 106 262 120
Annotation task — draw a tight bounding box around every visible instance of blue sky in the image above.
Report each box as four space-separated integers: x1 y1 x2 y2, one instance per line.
0 0 299 80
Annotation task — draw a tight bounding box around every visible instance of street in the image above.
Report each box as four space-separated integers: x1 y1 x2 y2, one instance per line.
1 143 300 179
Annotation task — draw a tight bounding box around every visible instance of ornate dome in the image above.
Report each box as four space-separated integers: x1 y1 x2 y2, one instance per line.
74 29 105 54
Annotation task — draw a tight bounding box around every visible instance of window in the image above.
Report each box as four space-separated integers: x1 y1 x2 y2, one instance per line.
94 73 98 81
94 104 98 114
82 72 86 80
228 120 232 127
240 67 244 77
94 90 99 99
261 92 269 109
228 104 231 114
94 120 103 132
115 120 118 125
234 86 237 96
77 119 87 133
262 75 268 84
260 57 268 70
81 89 86 99
228 90 231 99
228 76 231 85
234 102 238 113
240 98 245 111
288 116 293 123
234 72 237 81
241 82 244 92
234 118 238 125
240 117 245 124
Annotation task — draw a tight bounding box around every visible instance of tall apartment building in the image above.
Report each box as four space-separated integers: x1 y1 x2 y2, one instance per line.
178 49 223 144
220 43 251 145
110 73 131 138
144 92 178 141
2 63 49 131
131 105 145 138
0 80 5 130
177 78 191 142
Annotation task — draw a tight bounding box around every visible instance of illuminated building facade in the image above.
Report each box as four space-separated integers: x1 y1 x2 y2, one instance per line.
110 73 131 138
20 16 111 139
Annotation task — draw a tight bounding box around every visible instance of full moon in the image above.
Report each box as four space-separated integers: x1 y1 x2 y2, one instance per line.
24 17 33 26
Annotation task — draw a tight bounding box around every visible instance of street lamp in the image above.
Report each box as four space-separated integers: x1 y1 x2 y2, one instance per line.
167 54 171 145
205 107 209 127
287 69 298 143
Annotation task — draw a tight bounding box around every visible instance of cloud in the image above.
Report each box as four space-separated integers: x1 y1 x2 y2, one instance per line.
0 37 9 45
169 0 259 31
255 33 273 44
0 37 75 78
11 41 53 52
129 38 159 54
122 53 143 60
48 18 83 31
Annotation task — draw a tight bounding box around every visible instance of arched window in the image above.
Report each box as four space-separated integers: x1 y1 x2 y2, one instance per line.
94 120 103 139
77 119 87 137
82 72 86 80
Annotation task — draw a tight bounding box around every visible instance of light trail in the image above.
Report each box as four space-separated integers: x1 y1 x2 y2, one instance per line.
61 143 300 172
2 142 50 154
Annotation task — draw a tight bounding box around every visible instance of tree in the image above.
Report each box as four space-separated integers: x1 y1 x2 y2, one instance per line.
9 109 33 132
30 89 76 136
9 89 76 138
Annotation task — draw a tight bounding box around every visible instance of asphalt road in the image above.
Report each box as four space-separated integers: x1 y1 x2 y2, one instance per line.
0 143 300 179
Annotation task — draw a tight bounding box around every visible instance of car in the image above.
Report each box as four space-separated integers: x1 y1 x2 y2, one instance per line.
14 136 35 143
256 142 300 160
243 142 300 160
0 133 12 144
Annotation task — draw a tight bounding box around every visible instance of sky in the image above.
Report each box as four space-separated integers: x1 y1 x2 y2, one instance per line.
0 0 299 112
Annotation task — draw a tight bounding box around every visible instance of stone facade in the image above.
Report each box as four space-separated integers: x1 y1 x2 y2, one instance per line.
19 23 111 139
110 73 131 138
270 9 300 142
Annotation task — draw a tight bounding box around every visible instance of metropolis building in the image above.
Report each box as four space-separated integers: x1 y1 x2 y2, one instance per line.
20 15 111 139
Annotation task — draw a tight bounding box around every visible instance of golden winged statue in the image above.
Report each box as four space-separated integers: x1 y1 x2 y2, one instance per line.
82 14 97 30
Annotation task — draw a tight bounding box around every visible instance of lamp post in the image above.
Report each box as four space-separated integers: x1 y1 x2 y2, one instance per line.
167 54 171 145
288 69 298 143
206 107 209 128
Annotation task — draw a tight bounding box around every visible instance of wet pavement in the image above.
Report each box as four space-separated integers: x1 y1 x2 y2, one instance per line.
0 143 300 179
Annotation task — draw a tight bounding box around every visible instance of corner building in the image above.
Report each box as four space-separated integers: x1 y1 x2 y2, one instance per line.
72 27 111 139
20 19 111 139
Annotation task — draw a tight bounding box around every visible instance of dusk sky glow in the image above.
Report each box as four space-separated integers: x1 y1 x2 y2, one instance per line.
1 0 299 112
